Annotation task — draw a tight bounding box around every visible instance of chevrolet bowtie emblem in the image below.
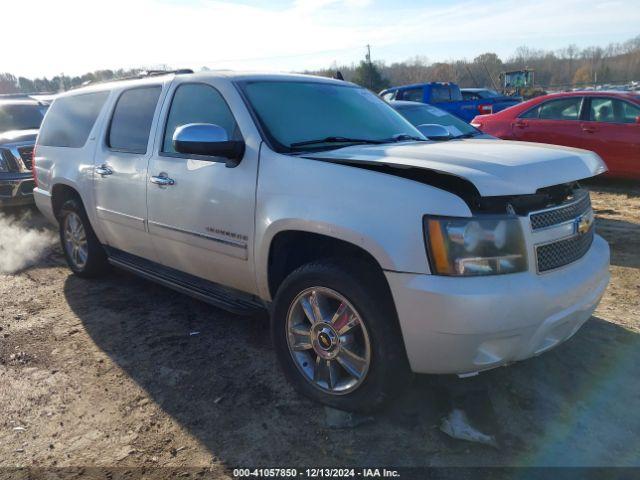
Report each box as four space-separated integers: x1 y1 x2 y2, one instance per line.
576 211 594 235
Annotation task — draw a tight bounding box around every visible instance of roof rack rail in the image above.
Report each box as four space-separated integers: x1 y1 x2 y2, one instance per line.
70 68 195 91
140 69 194 77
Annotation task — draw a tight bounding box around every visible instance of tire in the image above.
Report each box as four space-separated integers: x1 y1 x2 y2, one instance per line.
272 259 410 412
59 198 109 278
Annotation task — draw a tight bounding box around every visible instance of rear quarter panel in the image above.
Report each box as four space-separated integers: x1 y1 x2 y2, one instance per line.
33 90 114 242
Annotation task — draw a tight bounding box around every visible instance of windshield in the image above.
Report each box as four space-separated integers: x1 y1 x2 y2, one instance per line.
395 103 478 137
240 81 424 151
0 104 46 132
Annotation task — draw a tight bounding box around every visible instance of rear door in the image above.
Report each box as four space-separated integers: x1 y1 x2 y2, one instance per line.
93 82 167 261
145 79 260 294
511 96 585 147
580 97 640 177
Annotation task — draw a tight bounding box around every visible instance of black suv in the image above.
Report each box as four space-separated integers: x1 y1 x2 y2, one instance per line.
0 96 49 207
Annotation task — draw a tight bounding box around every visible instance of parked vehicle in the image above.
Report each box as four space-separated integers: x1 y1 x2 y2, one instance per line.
0 98 48 207
472 91 640 179
390 100 492 139
34 71 609 412
462 88 523 110
499 68 546 99
380 82 520 122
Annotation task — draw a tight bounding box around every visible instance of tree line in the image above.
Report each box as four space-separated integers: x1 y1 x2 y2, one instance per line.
1 36 639 95
0 68 144 95
313 35 640 92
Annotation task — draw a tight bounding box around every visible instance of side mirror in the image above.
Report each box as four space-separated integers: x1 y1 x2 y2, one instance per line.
173 123 245 167
416 123 451 141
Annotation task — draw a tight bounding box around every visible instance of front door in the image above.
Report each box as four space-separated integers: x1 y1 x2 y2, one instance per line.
512 96 585 147
146 81 259 294
93 84 165 261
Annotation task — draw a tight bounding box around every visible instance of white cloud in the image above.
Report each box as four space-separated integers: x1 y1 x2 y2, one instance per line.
5 0 640 78
293 0 372 12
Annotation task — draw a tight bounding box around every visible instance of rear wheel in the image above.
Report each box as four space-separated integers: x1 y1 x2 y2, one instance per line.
59 199 109 277
272 260 410 412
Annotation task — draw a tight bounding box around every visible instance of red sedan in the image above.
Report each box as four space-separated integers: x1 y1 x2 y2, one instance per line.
472 91 640 179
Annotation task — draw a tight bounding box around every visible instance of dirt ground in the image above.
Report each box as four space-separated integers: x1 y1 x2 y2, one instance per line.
1 180 639 475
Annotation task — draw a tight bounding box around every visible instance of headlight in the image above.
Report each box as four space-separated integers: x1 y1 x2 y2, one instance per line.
424 215 527 276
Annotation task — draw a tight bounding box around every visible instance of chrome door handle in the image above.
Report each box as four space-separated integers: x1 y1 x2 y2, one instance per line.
95 165 113 176
150 175 175 186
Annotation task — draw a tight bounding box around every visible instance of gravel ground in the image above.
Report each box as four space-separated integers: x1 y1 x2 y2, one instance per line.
0 181 638 475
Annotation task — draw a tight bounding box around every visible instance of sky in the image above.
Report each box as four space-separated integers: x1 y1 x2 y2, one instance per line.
5 0 640 78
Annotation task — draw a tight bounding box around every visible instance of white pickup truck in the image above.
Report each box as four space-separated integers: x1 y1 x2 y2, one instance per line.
33 71 610 412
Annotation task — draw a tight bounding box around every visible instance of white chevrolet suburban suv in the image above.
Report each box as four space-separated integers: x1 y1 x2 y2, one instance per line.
33 71 610 412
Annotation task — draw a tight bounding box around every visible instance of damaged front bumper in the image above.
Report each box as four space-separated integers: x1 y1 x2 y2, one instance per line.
386 234 610 375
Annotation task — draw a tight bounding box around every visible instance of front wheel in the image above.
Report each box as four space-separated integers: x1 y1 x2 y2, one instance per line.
272 260 410 412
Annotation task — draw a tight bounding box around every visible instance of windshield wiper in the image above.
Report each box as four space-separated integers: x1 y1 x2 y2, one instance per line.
289 136 386 148
388 133 426 142
453 131 482 139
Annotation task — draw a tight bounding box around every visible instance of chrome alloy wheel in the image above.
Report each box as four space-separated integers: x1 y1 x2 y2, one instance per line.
63 212 88 269
286 287 371 395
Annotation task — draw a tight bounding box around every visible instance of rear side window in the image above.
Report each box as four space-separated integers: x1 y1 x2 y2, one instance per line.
38 92 109 148
589 97 640 124
400 88 424 102
162 83 239 154
431 87 450 103
621 101 640 123
449 86 463 102
431 86 462 103
108 86 162 154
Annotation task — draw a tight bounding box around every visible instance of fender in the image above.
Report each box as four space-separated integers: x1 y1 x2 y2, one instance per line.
253 149 472 300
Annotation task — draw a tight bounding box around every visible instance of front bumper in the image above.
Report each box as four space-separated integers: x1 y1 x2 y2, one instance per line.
0 173 35 207
386 234 610 374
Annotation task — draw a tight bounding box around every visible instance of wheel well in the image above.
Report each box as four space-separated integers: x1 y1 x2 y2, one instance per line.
51 184 82 219
267 231 387 298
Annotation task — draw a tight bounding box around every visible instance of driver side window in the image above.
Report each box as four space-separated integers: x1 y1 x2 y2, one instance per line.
162 83 240 154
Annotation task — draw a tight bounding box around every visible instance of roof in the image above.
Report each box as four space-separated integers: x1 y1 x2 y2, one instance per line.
540 90 640 100
60 70 352 98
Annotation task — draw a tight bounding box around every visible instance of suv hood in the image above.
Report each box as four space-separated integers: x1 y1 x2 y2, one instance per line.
307 139 607 196
0 129 38 145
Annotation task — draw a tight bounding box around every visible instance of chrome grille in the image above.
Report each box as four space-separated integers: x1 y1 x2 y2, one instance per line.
18 146 34 170
536 226 594 272
530 191 591 230
1 148 18 171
